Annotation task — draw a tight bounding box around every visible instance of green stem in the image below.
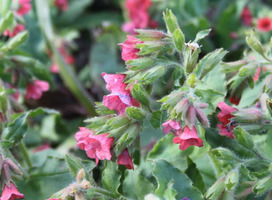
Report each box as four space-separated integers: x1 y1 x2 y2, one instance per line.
35 0 97 116
19 141 32 169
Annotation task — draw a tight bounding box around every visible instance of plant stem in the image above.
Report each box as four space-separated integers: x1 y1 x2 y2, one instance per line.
19 141 32 169
35 0 97 116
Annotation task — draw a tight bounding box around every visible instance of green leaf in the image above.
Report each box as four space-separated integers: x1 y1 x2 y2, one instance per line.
0 31 29 52
123 170 155 199
163 181 177 200
102 161 121 198
0 11 13 35
65 154 84 178
173 28 185 51
152 159 203 199
2 108 58 148
194 48 227 79
193 29 211 43
150 111 162 129
233 126 254 150
185 157 205 194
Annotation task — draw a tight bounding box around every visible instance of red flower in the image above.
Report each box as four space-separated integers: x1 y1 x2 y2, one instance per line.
25 80 49 100
117 149 134 170
54 0 68 11
119 35 142 62
3 24 25 37
16 0 32 16
229 95 240 105
217 102 237 139
102 73 139 114
0 182 24 200
162 120 181 135
173 126 203 151
241 7 252 26
75 127 114 164
257 17 272 32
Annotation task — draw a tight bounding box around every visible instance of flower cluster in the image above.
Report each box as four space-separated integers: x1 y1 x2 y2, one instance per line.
122 0 157 34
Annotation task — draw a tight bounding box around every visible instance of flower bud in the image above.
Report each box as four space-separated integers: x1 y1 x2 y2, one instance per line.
186 106 196 129
80 180 91 189
205 176 226 199
196 107 210 127
76 169 85 183
135 29 168 41
75 192 86 200
246 31 265 58
224 170 239 191
253 176 272 195
210 147 235 162
6 158 22 175
233 127 254 150
2 162 11 185
234 108 263 123
0 154 3 175
163 9 179 34
174 98 189 119
136 41 166 56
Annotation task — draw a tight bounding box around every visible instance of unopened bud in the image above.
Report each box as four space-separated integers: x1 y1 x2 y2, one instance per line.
0 154 3 175
196 107 210 127
195 102 208 108
224 170 239 191
234 108 263 123
210 147 235 162
75 192 86 200
2 163 11 185
205 176 226 199
174 98 189 118
6 158 22 175
12 70 20 85
76 169 85 183
136 41 165 56
186 106 196 129
253 176 272 195
80 180 91 189
135 29 168 41
131 84 149 106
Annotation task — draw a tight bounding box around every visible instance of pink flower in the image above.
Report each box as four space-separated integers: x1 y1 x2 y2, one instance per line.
217 102 237 125
102 73 139 114
75 127 114 164
162 120 181 135
173 126 203 151
47 199 61 200
257 17 272 32
0 182 24 200
54 0 68 11
3 24 25 37
25 80 49 100
0 113 5 123
217 102 237 139
16 0 32 16
119 35 142 62
117 149 134 170
123 0 156 34
241 7 252 26
33 144 51 153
